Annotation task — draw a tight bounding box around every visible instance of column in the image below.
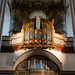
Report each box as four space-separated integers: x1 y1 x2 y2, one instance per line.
0 0 6 51
69 0 75 51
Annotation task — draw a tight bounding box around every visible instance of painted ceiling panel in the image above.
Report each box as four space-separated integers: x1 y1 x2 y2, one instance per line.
8 0 62 5
15 0 61 3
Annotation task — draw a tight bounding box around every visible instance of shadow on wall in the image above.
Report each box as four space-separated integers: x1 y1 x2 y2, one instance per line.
6 53 14 67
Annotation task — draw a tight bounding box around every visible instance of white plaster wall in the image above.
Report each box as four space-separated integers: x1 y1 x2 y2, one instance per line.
0 49 25 70
66 0 73 37
0 53 14 70
50 50 75 71
61 54 75 71
0 50 75 71
2 3 10 36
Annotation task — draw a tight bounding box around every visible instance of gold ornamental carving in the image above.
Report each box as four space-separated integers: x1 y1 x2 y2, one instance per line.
20 18 56 50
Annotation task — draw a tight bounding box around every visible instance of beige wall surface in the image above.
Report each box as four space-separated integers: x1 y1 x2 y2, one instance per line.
50 50 75 71
0 53 14 70
0 49 75 71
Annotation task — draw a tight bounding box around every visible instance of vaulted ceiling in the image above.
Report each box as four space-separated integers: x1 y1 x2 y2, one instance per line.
8 0 64 6
8 0 65 14
16 0 62 3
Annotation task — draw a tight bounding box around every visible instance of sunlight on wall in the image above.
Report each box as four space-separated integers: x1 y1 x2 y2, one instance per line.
66 0 73 37
49 49 62 61
14 49 25 61
14 49 62 63
2 3 10 36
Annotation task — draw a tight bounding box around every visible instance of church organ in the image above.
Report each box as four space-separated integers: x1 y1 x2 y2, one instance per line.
2 16 73 52
1 1 74 53
21 18 55 49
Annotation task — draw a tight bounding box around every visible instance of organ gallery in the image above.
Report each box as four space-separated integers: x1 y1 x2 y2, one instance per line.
1 0 73 52
0 0 75 75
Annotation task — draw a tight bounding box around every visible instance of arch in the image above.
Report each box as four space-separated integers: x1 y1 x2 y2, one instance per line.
13 49 62 70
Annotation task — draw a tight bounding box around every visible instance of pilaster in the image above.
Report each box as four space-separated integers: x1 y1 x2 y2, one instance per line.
0 0 6 51
69 0 75 51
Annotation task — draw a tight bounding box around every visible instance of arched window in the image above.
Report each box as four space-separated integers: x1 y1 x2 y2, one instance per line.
17 56 59 71
35 59 40 69
18 61 27 70
29 59 46 69
30 60 34 69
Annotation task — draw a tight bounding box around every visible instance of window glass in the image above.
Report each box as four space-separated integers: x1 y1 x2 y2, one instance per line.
48 61 58 70
18 61 27 70
35 59 40 69
42 60 46 69
30 60 34 69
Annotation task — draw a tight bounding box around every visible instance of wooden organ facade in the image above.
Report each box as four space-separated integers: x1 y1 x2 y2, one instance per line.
21 18 55 49
1 18 74 53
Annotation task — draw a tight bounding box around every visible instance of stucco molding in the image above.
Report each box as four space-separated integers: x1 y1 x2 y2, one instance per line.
13 49 62 70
